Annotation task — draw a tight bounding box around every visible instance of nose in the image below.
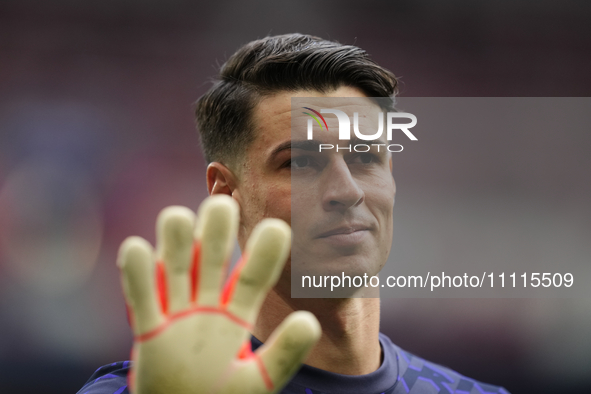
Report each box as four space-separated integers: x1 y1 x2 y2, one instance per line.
321 158 364 212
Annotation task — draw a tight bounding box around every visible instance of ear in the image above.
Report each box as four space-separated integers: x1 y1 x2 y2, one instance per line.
206 162 237 196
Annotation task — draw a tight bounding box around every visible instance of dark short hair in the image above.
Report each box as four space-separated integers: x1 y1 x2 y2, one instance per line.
195 33 399 166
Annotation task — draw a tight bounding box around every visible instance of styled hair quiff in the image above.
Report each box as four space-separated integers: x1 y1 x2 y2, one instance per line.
195 33 399 166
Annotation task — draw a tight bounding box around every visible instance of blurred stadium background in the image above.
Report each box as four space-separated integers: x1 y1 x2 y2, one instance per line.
0 1 590 393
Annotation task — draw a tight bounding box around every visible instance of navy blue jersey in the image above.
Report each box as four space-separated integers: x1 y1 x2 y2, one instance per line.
77 334 509 394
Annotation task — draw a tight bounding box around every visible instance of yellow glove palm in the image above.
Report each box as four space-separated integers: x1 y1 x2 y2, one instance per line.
118 195 321 394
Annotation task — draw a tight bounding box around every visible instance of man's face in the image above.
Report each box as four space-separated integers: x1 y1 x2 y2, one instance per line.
232 86 396 294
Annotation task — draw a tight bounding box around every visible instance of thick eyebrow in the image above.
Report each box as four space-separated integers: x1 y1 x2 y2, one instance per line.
269 137 388 161
349 136 389 146
269 140 323 159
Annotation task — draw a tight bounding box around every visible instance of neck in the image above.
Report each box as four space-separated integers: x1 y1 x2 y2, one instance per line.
253 288 382 375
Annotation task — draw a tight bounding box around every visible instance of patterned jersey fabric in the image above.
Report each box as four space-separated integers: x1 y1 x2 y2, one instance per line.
77 334 509 394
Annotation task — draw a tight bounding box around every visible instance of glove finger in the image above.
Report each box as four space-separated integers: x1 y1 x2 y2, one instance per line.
256 311 321 392
156 206 195 314
221 311 321 394
194 195 239 306
118 236 164 336
222 219 290 325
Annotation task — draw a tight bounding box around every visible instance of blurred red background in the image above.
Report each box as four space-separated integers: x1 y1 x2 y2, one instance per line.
0 1 590 393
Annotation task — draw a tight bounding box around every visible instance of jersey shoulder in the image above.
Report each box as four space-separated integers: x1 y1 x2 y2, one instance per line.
383 335 510 394
77 361 130 394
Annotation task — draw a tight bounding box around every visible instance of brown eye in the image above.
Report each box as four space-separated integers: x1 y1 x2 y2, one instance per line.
291 156 311 169
360 154 373 163
354 153 376 164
